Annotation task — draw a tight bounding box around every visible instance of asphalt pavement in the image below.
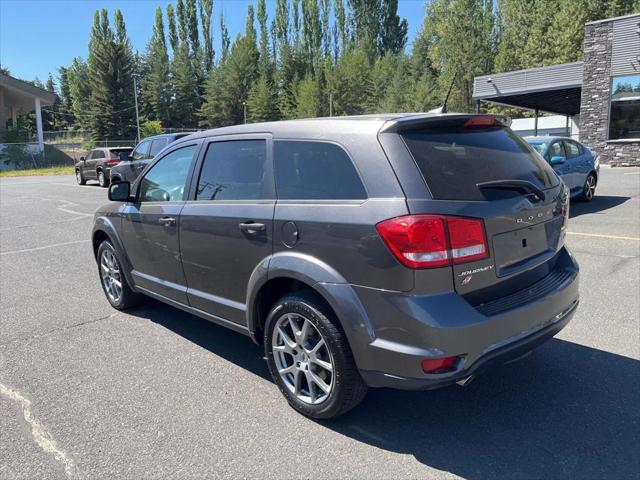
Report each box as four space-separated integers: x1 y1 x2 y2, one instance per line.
1 167 639 479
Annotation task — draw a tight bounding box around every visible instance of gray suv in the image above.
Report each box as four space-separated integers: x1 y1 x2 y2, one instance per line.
92 114 579 419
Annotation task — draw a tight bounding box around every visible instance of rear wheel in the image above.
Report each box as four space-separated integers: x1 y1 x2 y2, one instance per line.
97 240 144 310
581 173 596 201
76 168 86 185
264 292 368 419
98 170 109 188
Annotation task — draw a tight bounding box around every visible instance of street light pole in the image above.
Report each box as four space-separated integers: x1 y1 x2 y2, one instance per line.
242 101 247 124
133 74 141 143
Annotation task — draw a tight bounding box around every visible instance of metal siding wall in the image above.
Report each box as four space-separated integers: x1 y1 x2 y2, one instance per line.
611 15 640 76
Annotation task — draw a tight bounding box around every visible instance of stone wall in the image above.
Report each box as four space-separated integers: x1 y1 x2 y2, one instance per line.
579 20 640 166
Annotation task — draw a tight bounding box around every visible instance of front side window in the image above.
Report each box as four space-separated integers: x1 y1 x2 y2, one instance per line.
138 145 197 202
132 140 151 161
274 141 366 200
196 140 267 200
610 74 640 140
547 141 566 161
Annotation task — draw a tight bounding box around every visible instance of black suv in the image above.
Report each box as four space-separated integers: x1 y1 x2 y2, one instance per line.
93 114 579 419
109 133 192 184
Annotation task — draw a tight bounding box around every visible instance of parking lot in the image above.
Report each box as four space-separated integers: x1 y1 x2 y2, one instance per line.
1 167 638 479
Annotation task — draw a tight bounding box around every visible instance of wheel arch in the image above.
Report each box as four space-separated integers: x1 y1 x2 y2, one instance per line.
246 252 375 366
92 218 135 286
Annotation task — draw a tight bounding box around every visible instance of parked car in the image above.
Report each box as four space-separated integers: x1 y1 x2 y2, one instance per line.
109 133 192 184
92 114 579 419
75 147 133 187
525 136 599 201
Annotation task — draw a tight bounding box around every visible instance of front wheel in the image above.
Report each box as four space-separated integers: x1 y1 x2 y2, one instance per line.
76 169 86 185
97 240 144 310
581 173 596 201
264 292 368 419
98 170 109 188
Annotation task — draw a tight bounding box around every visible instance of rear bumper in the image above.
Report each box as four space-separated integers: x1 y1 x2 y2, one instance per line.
350 247 579 389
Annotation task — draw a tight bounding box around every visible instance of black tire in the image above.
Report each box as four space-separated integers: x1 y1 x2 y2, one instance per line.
97 240 144 310
76 168 86 185
98 170 109 188
264 291 368 419
580 173 597 202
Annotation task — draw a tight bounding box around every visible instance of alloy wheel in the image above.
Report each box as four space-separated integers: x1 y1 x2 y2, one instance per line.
100 249 122 303
585 175 596 200
272 313 334 405
98 171 106 187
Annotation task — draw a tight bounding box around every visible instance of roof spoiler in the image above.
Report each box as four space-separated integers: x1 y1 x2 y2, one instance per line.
379 113 512 134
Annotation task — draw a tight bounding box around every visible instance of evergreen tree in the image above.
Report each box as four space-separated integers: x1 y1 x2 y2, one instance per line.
57 66 75 128
328 47 371 115
141 7 172 126
334 0 348 56
257 0 270 74
295 73 321 117
112 10 136 139
248 75 278 121
67 57 91 130
220 9 231 63
43 74 59 130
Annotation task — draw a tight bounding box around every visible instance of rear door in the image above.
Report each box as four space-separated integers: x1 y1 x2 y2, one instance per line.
179 135 274 325
381 116 567 298
563 140 587 192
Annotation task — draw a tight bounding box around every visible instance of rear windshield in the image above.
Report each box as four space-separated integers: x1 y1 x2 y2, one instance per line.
401 119 558 201
109 148 133 155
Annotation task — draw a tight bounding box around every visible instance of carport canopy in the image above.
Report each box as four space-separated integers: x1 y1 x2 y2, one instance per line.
473 62 583 116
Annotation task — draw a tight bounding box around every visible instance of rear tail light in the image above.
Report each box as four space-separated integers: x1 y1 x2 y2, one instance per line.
106 157 120 166
421 356 460 374
463 115 502 130
376 215 488 269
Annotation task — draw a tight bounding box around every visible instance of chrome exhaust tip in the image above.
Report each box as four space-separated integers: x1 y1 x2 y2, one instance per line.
456 375 474 387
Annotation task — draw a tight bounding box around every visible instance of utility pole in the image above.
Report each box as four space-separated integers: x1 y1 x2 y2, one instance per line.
242 101 247 124
133 74 141 142
329 93 333 117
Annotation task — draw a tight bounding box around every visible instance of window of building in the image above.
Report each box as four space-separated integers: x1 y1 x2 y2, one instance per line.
609 74 640 140
274 141 366 200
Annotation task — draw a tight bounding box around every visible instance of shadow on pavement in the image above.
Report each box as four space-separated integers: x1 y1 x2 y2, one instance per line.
570 195 630 218
130 302 640 479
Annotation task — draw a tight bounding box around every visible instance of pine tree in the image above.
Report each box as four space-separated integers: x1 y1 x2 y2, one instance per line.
257 0 270 75
295 73 321 117
43 74 59 130
334 0 348 56
167 4 179 52
328 47 371 115
112 10 136 139
57 66 75 128
220 9 231 63
141 7 172 126
248 75 278 122
67 57 91 130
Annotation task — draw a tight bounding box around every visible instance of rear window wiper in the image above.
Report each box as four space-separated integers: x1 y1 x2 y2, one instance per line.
476 179 546 201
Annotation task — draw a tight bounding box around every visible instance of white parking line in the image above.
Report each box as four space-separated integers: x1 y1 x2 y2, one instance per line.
1 239 90 256
0 383 77 479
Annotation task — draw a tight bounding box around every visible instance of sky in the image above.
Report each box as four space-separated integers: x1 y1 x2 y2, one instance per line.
0 0 426 85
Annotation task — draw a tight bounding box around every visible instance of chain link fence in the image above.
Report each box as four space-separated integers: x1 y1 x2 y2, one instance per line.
2 128 201 171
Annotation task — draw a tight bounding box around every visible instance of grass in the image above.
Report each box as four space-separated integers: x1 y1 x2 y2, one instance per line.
0 166 75 177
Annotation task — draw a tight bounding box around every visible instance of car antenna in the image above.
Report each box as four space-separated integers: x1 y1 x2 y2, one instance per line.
428 70 458 114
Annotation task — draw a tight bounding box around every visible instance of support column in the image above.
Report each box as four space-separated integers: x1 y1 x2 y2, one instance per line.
34 97 44 154
475 99 481 114
12 106 17 128
534 109 539 136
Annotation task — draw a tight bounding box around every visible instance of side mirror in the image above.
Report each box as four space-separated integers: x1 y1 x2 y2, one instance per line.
550 156 566 165
108 181 131 202
80 156 85 161
118 151 130 162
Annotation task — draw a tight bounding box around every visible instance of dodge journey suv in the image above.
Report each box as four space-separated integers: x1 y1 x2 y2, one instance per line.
92 114 579 419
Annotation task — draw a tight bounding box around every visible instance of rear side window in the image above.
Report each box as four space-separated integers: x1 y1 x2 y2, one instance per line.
401 119 558 201
564 141 580 158
274 141 366 200
196 140 267 200
149 138 168 157
93 150 105 159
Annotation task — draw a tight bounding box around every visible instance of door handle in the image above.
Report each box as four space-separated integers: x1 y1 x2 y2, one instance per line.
239 222 266 234
158 216 176 226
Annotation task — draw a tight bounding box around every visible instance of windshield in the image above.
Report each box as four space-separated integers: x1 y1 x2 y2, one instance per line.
400 119 558 201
